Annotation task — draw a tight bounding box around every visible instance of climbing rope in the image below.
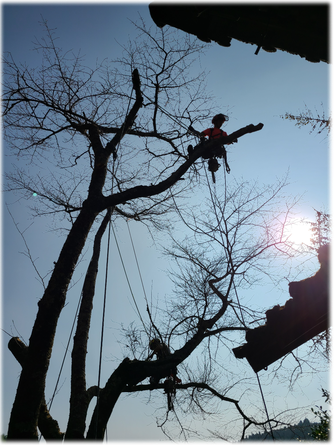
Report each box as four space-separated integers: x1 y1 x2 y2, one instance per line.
126 220 149 303
203 161 247 327
203 143 274 441
112 223 149 337
94 209 112 438
48 289 83 412
141 93 190 133
94 81 135 439
256 372 275 440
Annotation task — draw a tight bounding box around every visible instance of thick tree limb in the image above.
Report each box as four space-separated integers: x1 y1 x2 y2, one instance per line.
85 290 230 439
87 69 144 201
65 207 113 440
87 355 196 439
100 123 264 211
8 337 63 440
97 374 276 440
105 69 143 157
6 70 144 440
7 204 99 440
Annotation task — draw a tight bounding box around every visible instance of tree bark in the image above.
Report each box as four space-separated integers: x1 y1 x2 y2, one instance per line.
100 123 264 211
7 115 263 439
86 306 230 439
85 337 205 439
7 204 99 440
8 337 63 440
65 208 112 440
7 69 143 440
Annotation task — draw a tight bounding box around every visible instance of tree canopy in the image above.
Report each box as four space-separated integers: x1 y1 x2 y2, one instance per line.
3 18 329 441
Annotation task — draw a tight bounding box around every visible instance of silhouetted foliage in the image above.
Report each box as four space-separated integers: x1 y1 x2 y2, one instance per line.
245 418 316 441
281 104 330 135
308 210 331 251
310 389 330 441
308 210 333 363
3 19 269 441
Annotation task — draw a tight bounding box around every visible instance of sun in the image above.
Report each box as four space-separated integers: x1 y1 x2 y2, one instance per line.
285 218 313 246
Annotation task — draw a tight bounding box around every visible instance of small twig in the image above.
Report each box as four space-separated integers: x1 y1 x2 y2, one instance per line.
6 204 46 290
11 320 28 345
1 328 14 338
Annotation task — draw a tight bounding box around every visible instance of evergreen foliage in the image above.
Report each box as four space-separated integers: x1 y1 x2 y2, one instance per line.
245 419 317 441
246 390 331 441
308 210 331 251
310 389 330 441
281 104 330 135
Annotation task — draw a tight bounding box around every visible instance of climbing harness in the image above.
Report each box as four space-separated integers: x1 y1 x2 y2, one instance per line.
203 129 231 182
206 146 230 183
141 96 232 183
188 126 231 183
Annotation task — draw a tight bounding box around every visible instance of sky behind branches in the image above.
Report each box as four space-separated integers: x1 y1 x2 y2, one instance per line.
1 2 330 441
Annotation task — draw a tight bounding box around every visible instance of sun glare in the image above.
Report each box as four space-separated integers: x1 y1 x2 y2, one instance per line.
285 219 313 246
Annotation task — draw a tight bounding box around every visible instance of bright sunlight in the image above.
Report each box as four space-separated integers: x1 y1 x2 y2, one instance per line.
285 218 313 246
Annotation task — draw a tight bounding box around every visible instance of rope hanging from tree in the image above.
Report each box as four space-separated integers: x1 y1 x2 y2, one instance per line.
112 222 149 337
94 80 135 439
202 141 275 438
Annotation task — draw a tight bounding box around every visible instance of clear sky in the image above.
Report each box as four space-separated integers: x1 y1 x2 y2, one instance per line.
1 2 330 441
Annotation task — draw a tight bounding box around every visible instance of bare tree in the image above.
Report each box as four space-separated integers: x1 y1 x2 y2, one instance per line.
117 175 318 441
3 20 279 440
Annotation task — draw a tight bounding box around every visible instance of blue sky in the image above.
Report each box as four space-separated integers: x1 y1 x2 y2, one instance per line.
2 2 330 441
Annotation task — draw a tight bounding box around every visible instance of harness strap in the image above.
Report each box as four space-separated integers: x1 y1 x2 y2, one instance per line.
208 129 230 173
221 146 231 174
209 128 224 140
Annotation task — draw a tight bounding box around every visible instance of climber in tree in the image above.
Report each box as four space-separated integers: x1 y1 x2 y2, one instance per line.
202 113 229 140
189 114 236 181
189 113 233 142
147 338 170 361
147 338 181 386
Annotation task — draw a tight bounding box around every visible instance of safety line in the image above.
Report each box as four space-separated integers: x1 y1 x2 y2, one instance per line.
94 83 135 439
39 293 84 439
141 92 190 132
203 159 247 327
126 220 149 303
94 212 112 439
112 223 149 337
256 372 275 440
48 290 83 411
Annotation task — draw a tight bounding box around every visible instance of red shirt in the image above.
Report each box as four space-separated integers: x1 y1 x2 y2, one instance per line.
202 127 227 140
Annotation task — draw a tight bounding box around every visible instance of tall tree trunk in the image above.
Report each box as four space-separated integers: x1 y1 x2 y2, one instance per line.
7 203 99 440
8 337 63 440
65 208 112 439
7 115 263 439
